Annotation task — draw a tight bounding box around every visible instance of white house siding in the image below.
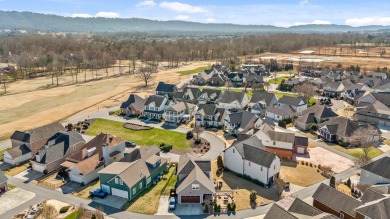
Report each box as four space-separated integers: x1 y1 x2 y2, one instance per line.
177 179 212 203
266 112 276 120
69 165 105 184
360 169 390 185
224 146 244 175
243 160 268 184
3 151 31 166
268 158 281 182
295 104 307 115
32 163 46 172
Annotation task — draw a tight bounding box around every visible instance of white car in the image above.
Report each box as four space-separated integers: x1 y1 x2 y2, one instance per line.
26 209 38 219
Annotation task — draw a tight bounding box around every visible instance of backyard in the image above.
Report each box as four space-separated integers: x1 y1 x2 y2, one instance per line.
280 161 325 187
0 147 9 161
124 167 177 214
268 76 290 84
178 66 211 76
211 161 278 211
331 146 384 158
87 118 191 150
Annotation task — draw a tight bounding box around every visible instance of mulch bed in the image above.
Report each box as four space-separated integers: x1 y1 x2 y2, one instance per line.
123 123 153 131
192 138 211 155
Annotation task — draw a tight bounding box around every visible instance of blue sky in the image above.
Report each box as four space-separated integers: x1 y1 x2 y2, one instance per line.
1 0 390 27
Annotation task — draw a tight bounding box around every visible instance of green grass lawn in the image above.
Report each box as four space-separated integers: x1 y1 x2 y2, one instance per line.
0 147 10 162
177 66 210 76
125 167 177 214
87 119 190 149
273 92 297 99
269 76 290 84
276 70 298 75
64 211 79 219
332 146 384 158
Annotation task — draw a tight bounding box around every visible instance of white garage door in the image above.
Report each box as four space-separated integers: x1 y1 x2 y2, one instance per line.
297 147 305 154
111 188 128 199
32 164 46 173
70 174 83 184
101 184 110 193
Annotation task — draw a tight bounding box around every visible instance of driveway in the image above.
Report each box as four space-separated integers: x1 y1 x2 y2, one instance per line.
294 147 355 173
13 169 44 182
156 195 204 216
92 195 128 210
0 188 36 215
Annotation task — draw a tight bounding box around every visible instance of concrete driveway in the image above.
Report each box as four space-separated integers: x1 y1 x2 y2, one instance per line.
0 188 35 215
92 195 128 210
156 196 204 216
14 169 44 182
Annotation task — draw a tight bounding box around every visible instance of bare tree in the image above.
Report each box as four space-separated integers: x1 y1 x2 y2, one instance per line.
350 126 379 165
0 74 8 94
292 83 316 103
192 126 204 140
135 67 155 87
41 203 57 219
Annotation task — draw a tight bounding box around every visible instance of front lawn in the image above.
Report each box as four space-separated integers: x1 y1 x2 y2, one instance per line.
87 119 190 150
178 66 210 76
269 76 290 84
71 180 100 200
280 162 325 187
331 146 383 158
124 167 176 214
3 162 30 176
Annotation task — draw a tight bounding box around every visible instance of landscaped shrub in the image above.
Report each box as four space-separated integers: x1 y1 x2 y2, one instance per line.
66 123 73 131
310 163 313 167
186 131 194 139
284 118 292 124
231 203 236 211
278 120 287 128
204 204 209 213
217 155 224 170
91 215 96 219
318 164 322 170
346 178 351 188
329 176 336 188
214 203 218 213
82 124 89 129
250 190 257 203
194 139 201 144
301 161 305 165
227 203 231 211
43 169 48 175
162 145 171 152
76 126 81 132
59 206 69 214
309 123 318 131
305 161 309 166
338 141 348 147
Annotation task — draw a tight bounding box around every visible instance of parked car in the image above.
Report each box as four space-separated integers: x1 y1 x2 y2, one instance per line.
89 188 108 198
125 141 136 147
26 208 38 219
169 197 176 210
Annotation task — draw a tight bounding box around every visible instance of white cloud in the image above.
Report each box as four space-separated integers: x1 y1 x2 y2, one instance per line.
175 15 190 20
294 20 332 26
299 0 310 6
95 12 120 18
205 18 216 23
136 0 157 8
159 1 208 14
345 17 390 27
71 13 93 18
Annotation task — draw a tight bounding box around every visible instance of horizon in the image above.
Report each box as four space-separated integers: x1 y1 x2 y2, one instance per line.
1 0 390 27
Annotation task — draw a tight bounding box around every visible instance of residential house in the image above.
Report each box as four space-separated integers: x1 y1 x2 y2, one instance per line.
248 91 277 115
120 94 146 116
198 89 223 104
224 135 280 186
264 198 337 219
277 96 307 115
360 157 390 186
31 131 85 173
355 92 390 126
318 117 381 143
341 84 369 104
176 154 215 203
4 122 65 165
227 72 244 87
312 183 361 219
209 73 226 86
224 110 261 135
164 101 196 123
0 171 8 193
98 146 167 200
195 104 226 128
218 91 249 110
367 72 388 80
142 95 168 120
323 81 345 97
283 79 302 91
61 133 125 185
375 80 390 93
173 87 202 104
295 105 338 131
357 77 382 88
265 105 295 121
245 73 264 88
155 82 177 99
354 197 390 219
356 92 390 107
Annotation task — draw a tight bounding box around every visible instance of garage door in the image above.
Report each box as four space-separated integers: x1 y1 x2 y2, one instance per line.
181 196 200 203
297 147 305 154
112 188 128 199
101 184 110 193
32 164 46 173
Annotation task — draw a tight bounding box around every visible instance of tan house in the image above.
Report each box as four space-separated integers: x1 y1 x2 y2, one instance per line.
120 94 146 116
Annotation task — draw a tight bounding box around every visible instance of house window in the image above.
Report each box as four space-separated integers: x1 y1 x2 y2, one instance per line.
147 177 151 184
115 178 118 184
379 176 383 182
133 188 136 195
273 141 276 145
119 179 123 185
274 165 275 170
192 184 200 190
233 149 235 153
340 213 344 219
260 167 263 171
139 182 143 189
249 162 251 166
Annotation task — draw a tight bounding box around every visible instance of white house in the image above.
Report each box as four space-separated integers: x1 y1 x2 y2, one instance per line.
218 91 249 110
142 95 168 120
277 96 307 115
3 144 31 166
224 136 280 186
360 157 390 186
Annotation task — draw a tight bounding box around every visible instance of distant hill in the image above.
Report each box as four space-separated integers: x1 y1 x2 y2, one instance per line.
0 11 389 34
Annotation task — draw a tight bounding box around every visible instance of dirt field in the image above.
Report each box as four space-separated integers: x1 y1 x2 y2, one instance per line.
0 61 213 138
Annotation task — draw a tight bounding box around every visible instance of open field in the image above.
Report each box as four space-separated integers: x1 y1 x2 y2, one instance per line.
331 146 384 158
124 167 176 215
0 60 213 138
295 46 390 58
87 118 190 149
178 66 211 75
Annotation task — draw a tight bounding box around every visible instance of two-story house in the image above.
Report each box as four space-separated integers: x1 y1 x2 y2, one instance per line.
164 101 196 123
98 146 167 200
155 82 177 99
198 89 223 104
142 95 168 120
360 156 390 186
195 104 227 128
224 135 280 186
4 122 65 166
120 94 146 116
218 91 249 110
224 110 261 136
295 105 338 131
227 72 244 87
248 91 277 115
61 133 125 185
173 87 202 104
277 96 307 115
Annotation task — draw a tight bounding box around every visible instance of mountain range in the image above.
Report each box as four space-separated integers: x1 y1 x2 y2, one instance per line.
1 11 390 34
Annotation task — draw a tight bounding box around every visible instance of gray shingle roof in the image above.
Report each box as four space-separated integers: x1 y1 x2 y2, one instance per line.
355 197 390 219
144 95 166 108
267 131 295 143
288 198 323 216
361 157 390 180
302 105 338 119
120 94 146 110
6 144 31 158
156 82 176 93
266 105 295 116
312 183 361 217
219 91 247 104
278 96 306 106
264 204 298 219
361 189 386 203
295 112 316 125
250 91 276 105
294 136 308 146
318 117 380 137
10 122 65 143
196 104 216 116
